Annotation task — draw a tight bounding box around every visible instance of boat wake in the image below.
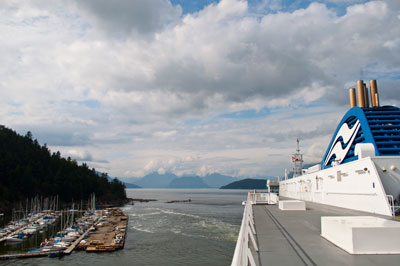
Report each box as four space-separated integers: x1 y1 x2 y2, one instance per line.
160 210 202 219
131 226 154 234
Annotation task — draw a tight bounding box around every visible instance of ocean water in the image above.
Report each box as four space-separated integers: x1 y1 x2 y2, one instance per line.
1 189 248 266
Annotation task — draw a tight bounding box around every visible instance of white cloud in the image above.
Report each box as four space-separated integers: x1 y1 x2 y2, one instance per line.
0 0 399 178
64 149 93 161
75 0 182 37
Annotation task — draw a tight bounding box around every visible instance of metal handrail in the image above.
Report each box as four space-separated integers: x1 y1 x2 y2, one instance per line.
248 191 278 205
386 195 395 216
231 200 257 266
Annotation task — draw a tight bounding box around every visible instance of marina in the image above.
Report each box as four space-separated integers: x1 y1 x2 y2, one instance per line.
0 208 128 260
0 196 64 243
0 193 128 260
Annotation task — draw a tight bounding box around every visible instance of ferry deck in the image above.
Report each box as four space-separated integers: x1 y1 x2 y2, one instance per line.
251 199 400 266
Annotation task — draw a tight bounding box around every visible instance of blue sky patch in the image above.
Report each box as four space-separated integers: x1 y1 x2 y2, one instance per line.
171 0 369 17
63 99 101 108
218 107 271 119
170 0 218 14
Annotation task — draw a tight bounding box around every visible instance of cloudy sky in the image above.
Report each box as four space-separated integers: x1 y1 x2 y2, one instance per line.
1 0 399 179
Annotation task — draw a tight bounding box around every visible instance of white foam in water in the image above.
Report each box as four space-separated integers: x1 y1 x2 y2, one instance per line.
162 209 202 219
171 228 181 234
122 206 133 211
131 226 154 234
195 218 239 242
140 211 162 217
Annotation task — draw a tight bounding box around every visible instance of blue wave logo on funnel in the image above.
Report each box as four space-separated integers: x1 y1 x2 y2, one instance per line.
323 120 361 167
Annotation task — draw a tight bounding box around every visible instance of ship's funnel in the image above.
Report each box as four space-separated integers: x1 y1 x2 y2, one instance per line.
357 80 366 108
349 88 356 108
363 82 370 108
369 80 379 107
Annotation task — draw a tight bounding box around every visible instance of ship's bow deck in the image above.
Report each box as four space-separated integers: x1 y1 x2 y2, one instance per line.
252 200 400 266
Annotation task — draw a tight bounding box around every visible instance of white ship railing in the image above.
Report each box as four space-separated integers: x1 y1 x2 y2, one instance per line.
385 195 400 217
231 192 278 266
231 200 258 266
248 191 279 205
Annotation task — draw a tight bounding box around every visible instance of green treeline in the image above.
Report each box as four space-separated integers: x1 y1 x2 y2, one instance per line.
0 125 126 213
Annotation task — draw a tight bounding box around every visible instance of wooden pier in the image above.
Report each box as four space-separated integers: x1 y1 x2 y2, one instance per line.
0 250 55 260
63 225 94 255
77 208 128 252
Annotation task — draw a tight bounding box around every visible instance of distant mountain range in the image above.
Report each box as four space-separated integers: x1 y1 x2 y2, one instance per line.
114 172 278 189
117 172 239 189
133 172 177 188
123 182 141 188
168 176 209 188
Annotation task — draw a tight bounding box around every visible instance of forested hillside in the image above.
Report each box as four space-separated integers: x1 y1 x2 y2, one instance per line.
220 178 267 189
0 125 126 213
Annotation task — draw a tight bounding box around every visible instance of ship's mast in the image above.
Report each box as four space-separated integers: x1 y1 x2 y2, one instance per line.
292 139 303 177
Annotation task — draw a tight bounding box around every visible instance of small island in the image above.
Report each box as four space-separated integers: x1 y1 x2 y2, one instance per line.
220 178 267 190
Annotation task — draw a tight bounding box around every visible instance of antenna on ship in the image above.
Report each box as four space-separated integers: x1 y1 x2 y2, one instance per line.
292 138 303 177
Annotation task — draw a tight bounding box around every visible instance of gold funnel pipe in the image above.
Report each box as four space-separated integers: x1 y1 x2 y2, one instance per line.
357 80 366 108
363 82 369 108
349 88 356 108
370 80 378 107
375 92 380 107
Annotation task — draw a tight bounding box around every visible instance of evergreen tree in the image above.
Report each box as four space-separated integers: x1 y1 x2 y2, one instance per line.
0 126 127 213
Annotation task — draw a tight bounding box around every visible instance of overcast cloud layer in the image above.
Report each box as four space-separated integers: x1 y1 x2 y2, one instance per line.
1 0 399 178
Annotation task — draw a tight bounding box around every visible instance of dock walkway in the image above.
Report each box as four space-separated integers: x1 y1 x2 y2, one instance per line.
64 226 93 255
252 200 400 266
0 251 54 260
0 214 45 243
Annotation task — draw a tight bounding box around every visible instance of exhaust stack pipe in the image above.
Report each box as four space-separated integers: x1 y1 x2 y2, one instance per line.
369 80 379 107
349 80 380 108
349 88 356 108
363 82 370 108
357 80 366 108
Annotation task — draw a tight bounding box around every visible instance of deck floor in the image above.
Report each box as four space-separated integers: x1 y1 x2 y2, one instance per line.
252 200 400 266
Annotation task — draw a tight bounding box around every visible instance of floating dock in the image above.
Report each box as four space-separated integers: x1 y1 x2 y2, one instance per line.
63 225 94 255
0 250 54 260
77 208 128 252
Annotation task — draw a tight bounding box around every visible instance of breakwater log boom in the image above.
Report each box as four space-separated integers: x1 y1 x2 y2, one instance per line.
232 80 400 266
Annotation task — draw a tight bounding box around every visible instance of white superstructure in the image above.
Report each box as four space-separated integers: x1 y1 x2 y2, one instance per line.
280 80 400 217
280 154 399 216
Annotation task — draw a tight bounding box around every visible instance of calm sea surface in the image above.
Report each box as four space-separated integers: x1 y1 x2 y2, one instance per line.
1 189 249 266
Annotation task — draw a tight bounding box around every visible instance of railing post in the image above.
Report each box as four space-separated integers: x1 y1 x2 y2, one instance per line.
386 195 395 216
